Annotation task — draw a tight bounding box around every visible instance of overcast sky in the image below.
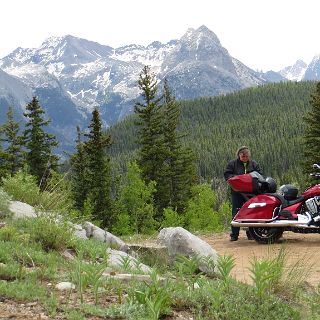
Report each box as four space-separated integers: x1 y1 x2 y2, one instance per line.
1 0 319 72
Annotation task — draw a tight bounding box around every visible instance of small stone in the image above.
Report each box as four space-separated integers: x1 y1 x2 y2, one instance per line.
55 281 75 291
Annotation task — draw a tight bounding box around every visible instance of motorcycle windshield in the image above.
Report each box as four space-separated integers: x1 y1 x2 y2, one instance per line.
249 171 265 182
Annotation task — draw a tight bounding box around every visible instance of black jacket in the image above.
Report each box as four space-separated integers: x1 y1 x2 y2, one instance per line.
224 158 261 181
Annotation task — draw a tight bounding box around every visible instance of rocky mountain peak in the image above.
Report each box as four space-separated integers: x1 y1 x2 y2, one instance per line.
37 35 113 65
181 25 221 49
162 25 233 78
0 25 270 153
303 54 320 80
147 41 163 49
279 59 307 81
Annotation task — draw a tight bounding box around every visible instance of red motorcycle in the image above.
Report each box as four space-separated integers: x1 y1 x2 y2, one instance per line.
228 164 320 244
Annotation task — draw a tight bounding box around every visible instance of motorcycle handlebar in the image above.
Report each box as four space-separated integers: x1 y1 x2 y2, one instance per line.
313 163 320 170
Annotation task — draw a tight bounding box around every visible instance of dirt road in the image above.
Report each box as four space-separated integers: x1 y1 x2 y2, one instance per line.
201 231 320 287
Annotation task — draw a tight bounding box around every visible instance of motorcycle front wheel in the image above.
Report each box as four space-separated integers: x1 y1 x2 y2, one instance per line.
248 227 284 244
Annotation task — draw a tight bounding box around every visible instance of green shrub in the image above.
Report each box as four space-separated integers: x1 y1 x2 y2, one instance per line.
39 170 74 213
0 188 11 217
249 251 285 301
0 279 47 301
2 169 40 206
0 225 19 242
217 201 232 230
13 216 74 252
185 184 223 232
115 162 157 234
2 169 74 214
217 254 236 289
161 207 184 228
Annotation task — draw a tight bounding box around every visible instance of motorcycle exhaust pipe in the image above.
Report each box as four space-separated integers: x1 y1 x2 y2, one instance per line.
231 221 318 228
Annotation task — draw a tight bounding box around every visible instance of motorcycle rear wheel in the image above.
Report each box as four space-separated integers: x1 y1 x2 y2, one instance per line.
248 227 284 244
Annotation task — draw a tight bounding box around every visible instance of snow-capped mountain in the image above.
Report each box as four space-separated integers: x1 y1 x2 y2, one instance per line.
279 60 307 81
0 25 273 152
0 68 33 121
303 55 320 80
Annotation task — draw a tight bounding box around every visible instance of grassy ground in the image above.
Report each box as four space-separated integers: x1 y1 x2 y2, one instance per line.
1 214 320 320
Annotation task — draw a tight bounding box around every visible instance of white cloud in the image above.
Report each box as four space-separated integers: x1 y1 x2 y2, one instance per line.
1 0 319 71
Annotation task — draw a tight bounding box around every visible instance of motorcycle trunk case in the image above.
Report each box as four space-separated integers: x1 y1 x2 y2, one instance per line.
234 194 281 221
227 174 259 193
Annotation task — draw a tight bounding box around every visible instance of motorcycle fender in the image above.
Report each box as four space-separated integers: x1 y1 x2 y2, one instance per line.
234 194 282 221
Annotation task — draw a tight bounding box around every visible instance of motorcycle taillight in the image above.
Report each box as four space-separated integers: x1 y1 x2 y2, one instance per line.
305 196 320 216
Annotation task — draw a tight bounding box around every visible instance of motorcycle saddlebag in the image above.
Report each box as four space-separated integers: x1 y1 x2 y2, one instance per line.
227 173 260 194
234 194 282 221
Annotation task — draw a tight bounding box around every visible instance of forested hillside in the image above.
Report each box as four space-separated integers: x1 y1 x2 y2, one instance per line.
109 81 316 185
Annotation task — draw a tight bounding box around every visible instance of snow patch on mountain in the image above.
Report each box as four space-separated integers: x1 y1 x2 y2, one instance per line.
232 58 265 86
67 89 98 116
72 60 108 79
4 63 60 88
279 59 307 81
303 54 320 80
47 62 66 77
113 78 140 99
92 70 112 88
111 42 176 73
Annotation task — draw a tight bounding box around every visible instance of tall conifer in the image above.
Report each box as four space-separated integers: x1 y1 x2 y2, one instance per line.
0 107 24 177
70 126 88 210
134 66 167 217
162 80 196 212
23 97 58 189
134 68 196 217
84 108 112 228
303 82 320 174
0 141 6 180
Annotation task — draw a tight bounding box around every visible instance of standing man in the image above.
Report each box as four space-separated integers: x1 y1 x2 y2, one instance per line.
224 146 262 241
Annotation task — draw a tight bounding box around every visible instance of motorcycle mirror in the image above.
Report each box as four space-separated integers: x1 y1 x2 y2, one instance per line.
313 163 320 170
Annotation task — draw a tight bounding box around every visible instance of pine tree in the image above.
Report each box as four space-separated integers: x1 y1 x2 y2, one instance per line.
134 66 167 217
70 126 88 211
84 108 112 228
134 66 165 180
0 107 25 177
0 141 6 180
303 81 320 175
23 97 59 189
162 80 197 212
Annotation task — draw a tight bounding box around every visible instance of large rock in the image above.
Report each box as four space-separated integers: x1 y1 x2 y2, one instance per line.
106 248 152 274
72 223 88 240
157 227 218 274
83 221 128 252
9 201 37 219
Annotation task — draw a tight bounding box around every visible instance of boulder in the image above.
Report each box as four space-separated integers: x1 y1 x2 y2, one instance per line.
158 227 218 274
72 223 88 240
83 221 128 252
107 248 152 274
9 201 37 219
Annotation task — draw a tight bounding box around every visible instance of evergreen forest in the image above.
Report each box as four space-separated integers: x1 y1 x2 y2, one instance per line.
109 80 317 187
0 76 319 235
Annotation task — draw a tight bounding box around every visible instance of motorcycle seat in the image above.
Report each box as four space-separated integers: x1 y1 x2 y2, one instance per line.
267 193 304 208
283 196 305 208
